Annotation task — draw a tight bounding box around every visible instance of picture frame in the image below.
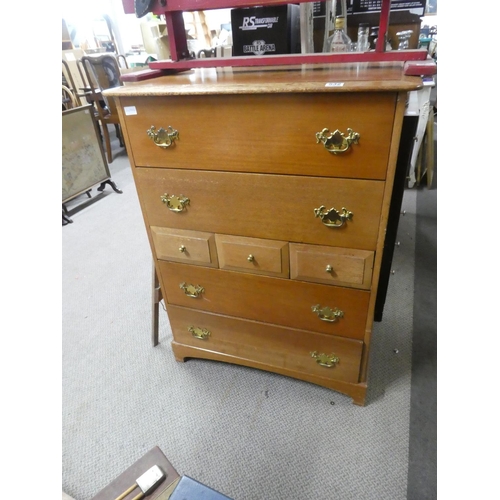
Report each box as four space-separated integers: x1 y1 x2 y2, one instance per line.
62 104 112 204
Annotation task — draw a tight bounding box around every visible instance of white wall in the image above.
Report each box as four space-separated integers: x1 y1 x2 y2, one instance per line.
63 0 232 54
109 0 144 53
62 0 144 54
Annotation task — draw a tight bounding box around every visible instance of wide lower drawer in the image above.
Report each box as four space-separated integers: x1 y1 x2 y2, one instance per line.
120 93 395 180
137 168 385 250
168 305 363 384
158 261 370 340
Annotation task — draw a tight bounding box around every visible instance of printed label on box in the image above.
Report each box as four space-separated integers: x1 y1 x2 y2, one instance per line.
238 15 280 31
243 40 276 55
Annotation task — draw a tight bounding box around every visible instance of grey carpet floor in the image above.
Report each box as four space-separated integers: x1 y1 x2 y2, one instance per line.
407 129 437 500
62 145 419 500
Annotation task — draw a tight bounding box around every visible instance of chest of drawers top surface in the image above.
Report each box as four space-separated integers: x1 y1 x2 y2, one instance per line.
104 63 421 97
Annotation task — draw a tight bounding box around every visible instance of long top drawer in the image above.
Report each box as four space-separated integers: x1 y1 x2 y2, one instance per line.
120 92 396 180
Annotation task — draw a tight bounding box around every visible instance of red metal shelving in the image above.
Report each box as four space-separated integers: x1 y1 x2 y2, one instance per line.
120 0 435 79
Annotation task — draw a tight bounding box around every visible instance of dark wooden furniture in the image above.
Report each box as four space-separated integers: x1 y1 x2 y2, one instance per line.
81 54 126 163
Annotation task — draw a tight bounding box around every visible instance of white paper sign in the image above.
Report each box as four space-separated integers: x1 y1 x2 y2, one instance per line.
124 106 138 116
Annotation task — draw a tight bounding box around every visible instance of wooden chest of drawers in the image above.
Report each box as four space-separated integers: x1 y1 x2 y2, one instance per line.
106 64 421 405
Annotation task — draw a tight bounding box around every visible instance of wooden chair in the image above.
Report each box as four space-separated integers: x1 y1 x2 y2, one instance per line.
80 54 125 163
62 85 78 111
117 54 129 69
62 59 84 108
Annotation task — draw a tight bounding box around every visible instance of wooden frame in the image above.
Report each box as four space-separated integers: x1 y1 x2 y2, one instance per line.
62 105 112 204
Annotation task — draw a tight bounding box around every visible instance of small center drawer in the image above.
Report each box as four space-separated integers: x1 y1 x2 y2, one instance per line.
215 234 289 278
290 243 374 289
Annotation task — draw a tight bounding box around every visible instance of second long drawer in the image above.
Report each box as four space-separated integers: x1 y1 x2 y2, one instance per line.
158 261 370 340
136 168 385 250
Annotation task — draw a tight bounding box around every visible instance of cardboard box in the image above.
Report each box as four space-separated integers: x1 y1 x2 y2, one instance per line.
141 20 171 59
231 4 300 56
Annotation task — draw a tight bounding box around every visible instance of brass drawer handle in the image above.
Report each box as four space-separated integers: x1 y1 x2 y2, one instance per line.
312 305 344 322
310 351 340 368
179 245 186 253
161 194 190 212
188 326 211 340
247 254 255 262
316 127 359 154
179 282 204 298
147 125 179 148
314 205 353 228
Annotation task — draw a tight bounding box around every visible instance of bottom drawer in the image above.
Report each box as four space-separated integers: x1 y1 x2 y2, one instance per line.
167 305 363 384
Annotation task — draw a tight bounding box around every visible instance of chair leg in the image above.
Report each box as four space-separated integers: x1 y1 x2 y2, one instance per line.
115 124 124 147
102 123 113 164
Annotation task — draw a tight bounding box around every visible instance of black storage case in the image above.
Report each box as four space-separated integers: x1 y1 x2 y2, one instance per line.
231 4 301 56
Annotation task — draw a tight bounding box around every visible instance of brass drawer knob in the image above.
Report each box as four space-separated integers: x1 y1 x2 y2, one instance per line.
314 205 353 228
310 351 340 368
147 125 179 148
325 265 333 273
188 326 211 340
247 254 255 262
179 245 186 253
179 282 204 298
315 127 359 154
161 194 190 212
312 304 344 322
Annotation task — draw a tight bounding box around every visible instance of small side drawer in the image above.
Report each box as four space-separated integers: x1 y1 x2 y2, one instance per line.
151 227 218 267
168 305 363 384
290 243 374 289
215 234 289 278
